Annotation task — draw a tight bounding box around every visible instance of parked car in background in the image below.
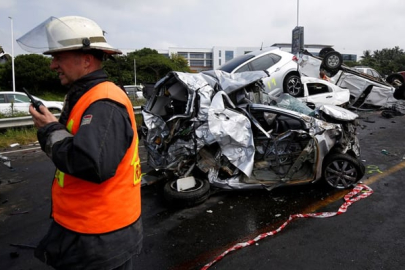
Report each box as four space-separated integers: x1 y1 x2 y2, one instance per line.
124 85 145 100
218 48 302 95
353 66 385 81
0 91 64 115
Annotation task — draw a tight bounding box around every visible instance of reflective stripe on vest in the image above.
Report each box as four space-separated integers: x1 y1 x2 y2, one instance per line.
52 81 141 234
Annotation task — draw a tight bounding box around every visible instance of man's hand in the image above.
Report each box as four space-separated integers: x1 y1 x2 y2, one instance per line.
29 104 58 129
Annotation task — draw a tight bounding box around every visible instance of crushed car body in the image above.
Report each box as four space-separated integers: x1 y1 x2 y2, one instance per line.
141 70 365 206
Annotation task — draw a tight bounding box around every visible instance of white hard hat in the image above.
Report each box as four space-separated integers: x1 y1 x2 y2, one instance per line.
17 16 122 55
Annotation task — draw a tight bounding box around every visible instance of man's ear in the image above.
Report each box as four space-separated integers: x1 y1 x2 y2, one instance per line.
83 54 93 68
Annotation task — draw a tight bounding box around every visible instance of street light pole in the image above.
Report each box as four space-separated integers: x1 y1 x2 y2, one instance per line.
8 16 16 92
134 59 137 86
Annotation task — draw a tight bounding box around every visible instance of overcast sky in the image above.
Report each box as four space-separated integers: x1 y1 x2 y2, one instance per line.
1 0 404 58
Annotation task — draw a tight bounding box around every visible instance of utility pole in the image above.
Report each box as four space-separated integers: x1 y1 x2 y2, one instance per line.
134 59 137 86
9 16 16 92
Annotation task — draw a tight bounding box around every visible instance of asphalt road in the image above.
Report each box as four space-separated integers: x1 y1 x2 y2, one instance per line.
1 110 405 270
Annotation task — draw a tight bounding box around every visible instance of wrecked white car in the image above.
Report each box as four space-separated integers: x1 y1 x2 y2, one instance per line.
141 70 365 206
280 76 350 107
298 49 404 111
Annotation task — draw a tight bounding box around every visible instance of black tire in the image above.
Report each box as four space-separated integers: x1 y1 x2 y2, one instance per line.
319 47 335 58
386 73 404 86
163 178 210 207
322 51 343 71
322 153 365 189
283 74 303 97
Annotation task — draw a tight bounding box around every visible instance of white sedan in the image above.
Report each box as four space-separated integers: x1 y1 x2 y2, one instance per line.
268 76 350 107
0 91 64 115
298 76 350 106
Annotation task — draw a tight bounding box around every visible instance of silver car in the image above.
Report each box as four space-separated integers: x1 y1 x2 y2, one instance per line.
141 70 364 207
218 48 301 95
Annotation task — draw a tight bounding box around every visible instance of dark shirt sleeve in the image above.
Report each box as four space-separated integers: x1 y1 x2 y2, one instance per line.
50 100 134 183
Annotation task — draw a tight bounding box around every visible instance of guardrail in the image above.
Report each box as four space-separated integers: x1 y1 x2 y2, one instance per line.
0 106 142 129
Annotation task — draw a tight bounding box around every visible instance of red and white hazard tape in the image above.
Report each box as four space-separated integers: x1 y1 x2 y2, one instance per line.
201 183 373 270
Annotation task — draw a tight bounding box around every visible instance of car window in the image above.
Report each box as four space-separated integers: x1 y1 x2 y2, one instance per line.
371 70 380 78
269 53 281 64
307 83 330 95
218 54 255 72
9 94 30 103
0 94 5 103
235 64 251 73
250 54 276 71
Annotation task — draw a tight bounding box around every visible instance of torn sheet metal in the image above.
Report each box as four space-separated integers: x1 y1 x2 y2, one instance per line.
208 91 255 177
142 70 363 191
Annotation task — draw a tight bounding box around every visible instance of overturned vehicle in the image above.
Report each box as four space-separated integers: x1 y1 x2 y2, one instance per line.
298 48 405 112
141 70 365 206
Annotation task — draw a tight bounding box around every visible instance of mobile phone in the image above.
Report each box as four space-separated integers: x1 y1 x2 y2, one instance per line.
22 87 44 113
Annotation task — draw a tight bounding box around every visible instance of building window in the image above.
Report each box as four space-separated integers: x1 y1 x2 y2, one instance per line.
190 53 204 59
206 53 212 59
178 52 188 58
190 60 205 67
219 59 222 66
225 51 234 62
205 60 213 67
219 50 222 57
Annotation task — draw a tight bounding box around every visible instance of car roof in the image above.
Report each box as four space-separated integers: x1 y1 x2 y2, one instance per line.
218 48 293 73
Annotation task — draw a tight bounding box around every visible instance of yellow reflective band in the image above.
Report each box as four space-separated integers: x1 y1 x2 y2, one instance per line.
55 169 65 187
131 139 141 185
67 119 74 133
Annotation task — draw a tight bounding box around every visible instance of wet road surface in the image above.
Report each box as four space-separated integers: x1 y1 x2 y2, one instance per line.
1 110 405 270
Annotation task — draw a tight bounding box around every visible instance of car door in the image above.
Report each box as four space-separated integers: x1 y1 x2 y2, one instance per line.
5 93 31 114
234 53 281 91
302 81 337 105
248 105 317 182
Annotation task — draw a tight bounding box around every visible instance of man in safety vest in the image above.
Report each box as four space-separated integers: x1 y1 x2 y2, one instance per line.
17 16 142 269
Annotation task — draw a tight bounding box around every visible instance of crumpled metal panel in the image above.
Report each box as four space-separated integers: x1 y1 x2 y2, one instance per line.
364 86 397 106
318 104 358 121
208 91 255 177
196 84 215 122
201 70 269 94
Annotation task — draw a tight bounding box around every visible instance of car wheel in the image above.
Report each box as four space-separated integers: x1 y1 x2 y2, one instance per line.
163 178 210 207
319 47 335 58
322 153 365 189
386 73 404 86
322 51 343 71
283 74 303 97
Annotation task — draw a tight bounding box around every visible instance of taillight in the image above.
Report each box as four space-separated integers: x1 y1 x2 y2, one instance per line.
292 55 298 62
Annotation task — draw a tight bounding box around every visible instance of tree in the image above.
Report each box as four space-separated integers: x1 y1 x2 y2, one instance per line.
103 48 191 85
0 54 63 94
359 47 405 76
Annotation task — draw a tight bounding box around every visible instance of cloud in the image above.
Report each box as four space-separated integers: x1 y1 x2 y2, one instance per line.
1 0 405 58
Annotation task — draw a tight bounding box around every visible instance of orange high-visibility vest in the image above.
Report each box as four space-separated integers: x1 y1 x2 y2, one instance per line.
52 81 141 234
